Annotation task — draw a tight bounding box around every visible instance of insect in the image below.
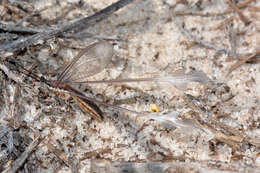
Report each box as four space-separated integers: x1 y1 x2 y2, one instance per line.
41 41 114 121
5 40 210 121
4 41 113 121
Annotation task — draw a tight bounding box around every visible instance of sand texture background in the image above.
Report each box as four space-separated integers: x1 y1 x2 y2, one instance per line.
0 0 259 172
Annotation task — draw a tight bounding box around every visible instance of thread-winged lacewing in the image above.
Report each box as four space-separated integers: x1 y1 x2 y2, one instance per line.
6 41 210 121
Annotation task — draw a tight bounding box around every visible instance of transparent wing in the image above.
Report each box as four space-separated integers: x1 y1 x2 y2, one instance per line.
70 69 210 91
58 41 114 83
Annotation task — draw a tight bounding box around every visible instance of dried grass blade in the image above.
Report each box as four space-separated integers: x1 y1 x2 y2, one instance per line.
228 49 260 74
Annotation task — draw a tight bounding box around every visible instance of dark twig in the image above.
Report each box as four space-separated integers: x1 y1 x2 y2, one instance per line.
3 135 43 173
0 22 48 34
0 22 125 41
0 0 135 53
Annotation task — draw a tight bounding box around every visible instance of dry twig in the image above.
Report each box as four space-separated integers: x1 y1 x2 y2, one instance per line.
0 63 23 84
248 6 260 12
210 16 236 31
0 0 135 53
46 143 79 173
224 0 256 14
3 135 43 173
228 49 260 74
226 54 260 63
226 0 250 25
183 94 260 150
0 22 45 34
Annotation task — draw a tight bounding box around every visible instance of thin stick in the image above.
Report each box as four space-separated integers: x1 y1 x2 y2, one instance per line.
183 94 260 148
0 63 23 83
3 135 43 173
174 10 224 17
226 0 250 25
228 49 260 74
210 16 236 31
224 0 256 14
226 54 260 63
183 95 242 150
0 22 45 34
248 6 260 12
46 143 71 168
0 0 135 53
0 22 123 43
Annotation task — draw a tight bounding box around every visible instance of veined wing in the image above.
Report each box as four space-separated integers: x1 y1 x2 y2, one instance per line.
58 41 114 83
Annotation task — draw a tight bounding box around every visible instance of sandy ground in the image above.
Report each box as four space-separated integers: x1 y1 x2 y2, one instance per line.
0 0 260 172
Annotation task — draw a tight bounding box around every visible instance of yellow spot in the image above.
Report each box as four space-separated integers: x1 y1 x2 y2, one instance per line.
150 104 160 112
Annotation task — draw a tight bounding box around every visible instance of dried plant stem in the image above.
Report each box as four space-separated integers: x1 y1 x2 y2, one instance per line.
183 94 260 150
46 143 71 168
210 16 236 31
46 143 80 173
3 135 43 173
226 55 260 63
226 0 250 25
228 49 260 74
0 22 45 34
0 63 23 83
0 0 135 53
183 102 241 150
174 10 224 17
248 6 260 12
224 0 256 14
